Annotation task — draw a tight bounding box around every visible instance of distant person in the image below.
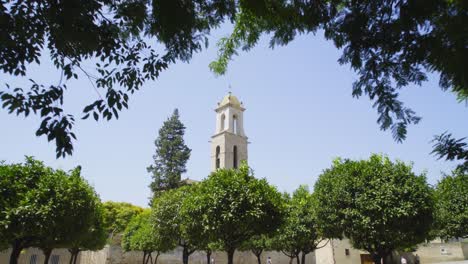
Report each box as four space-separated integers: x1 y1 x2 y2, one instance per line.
267 256 272 264
401 256 407 264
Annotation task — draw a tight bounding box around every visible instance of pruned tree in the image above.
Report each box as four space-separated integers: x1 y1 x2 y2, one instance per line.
0 157 103 264
122 210 174 264
181 163 285 264
271 186 325 264
36 168 104 264
102 201 144 243
179 184 221 264
314 154 434 264
151 186 195 264
434 169 468 240
67 202 108 264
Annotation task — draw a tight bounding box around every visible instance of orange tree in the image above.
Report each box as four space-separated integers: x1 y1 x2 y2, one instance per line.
314 154 434 264
181 163 285 264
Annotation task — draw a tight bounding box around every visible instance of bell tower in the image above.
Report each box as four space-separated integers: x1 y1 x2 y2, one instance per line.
211 93 248 171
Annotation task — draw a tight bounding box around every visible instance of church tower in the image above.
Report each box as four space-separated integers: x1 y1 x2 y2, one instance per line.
211 93 248 171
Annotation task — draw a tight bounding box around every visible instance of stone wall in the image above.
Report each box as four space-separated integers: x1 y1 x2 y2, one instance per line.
103 245 315 264
0 247 72 264
315 238 468 264
0 245 316 264
2 241 465 264
414 242 467 263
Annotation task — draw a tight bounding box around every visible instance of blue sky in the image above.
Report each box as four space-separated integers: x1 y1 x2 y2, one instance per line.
0 26 466 207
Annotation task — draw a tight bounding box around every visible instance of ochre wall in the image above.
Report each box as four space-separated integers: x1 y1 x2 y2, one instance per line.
0 245 316 264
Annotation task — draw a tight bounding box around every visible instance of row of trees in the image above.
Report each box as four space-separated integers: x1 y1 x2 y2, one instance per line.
122 155 467 264
0 157 106 264
0 154 465 264
0 157 146 264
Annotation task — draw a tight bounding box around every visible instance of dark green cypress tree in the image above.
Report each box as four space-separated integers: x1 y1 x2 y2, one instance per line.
147 109 191 197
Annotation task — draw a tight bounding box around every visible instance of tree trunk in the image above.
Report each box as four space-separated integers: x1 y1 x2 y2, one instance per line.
227 248 235 264
296 254 300 264
72 251 80 264
301 252 306 264
256 254 262 264
145 252 152 264
252 249 262 264
9 243 23 264
371 253 382 264
381 254 389 264
183 247 189 264
154 252 160 264
206 250 211 264
69 248 80 264
143 251 148 264
371 251 391 264
42 248 52 264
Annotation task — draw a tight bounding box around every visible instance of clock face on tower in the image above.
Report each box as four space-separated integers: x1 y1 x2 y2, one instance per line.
211 93 248 171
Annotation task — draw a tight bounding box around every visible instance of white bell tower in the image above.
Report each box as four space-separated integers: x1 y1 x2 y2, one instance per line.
211 93 248 171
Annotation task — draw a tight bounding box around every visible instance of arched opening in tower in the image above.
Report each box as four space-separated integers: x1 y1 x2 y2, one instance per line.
216 146 220 169
221 114 226 131
233 145 238 169
233 115 238 134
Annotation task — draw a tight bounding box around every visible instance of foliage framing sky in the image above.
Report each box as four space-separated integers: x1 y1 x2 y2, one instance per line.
0 25 466 207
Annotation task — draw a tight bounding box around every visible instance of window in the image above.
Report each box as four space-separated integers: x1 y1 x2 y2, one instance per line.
216 146 220 169
233 115 238 134
50 255 59 264
233 146 238 169
440 248 450 255
29 255 38 264
220 114 226 131
345 249 350 256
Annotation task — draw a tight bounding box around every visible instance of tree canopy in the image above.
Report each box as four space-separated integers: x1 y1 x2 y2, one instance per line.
147 108 191 198
122 209 173 264
434 169 468 240
35 167 104 264
67 202 108 264
0 157 103 264
314 154 434 264
0 0 465 163
271 186 324 264
101 201 144 242
0 0 231 157
151 186 194 264
181 163 285 264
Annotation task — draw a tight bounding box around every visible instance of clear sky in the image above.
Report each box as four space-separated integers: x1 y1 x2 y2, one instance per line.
0 25 466 207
